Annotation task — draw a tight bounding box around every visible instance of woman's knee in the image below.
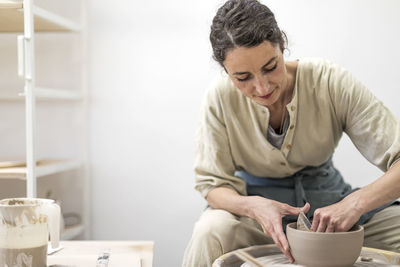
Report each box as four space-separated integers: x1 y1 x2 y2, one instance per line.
193 208 239 241
363 205 400 251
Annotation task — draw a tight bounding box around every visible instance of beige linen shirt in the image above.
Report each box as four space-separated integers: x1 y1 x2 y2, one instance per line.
194 58 400 198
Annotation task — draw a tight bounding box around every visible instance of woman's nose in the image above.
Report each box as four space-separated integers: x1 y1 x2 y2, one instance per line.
254 76 270 95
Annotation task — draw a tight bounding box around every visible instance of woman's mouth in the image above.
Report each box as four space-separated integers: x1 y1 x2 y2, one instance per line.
259 91 274 99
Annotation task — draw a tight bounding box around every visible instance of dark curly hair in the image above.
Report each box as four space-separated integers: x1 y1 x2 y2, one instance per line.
210 0 287 67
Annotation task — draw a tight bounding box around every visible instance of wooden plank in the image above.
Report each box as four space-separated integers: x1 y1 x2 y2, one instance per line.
0 159 82 179
0 87 83 101
362 247 400 264
0 4 24 32
0 2 79 32
0 1 22 9
48 241 154 267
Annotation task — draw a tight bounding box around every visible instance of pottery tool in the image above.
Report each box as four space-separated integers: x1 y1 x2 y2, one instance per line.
296 211 311 231
47 244 64 255
96 251 110 267
234 249 264 267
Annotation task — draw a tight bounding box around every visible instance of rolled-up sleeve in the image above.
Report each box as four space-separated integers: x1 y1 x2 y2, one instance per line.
194 81 246 198
328 64 400 171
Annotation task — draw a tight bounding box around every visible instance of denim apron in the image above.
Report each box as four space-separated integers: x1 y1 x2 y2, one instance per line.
235 157 396 230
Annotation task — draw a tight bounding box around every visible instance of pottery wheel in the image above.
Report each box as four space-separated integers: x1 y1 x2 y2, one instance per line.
240 254 396 267
214 245 400 267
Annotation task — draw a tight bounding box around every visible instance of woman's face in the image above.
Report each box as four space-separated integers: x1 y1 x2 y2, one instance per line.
223 41 288 108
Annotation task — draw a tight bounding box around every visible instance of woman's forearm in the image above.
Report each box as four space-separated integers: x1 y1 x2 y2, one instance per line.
206 187 254 217
351 160 400 214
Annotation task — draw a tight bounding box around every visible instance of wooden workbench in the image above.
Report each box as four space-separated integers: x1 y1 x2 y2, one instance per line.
47 241 154 267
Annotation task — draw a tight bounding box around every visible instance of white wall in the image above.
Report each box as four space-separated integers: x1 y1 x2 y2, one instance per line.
87 1 220 266
87 0 400 266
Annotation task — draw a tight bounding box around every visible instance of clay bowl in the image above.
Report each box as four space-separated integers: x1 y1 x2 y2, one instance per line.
286 222 364 267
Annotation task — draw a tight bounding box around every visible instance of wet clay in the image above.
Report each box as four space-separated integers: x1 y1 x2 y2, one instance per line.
286 222 364 267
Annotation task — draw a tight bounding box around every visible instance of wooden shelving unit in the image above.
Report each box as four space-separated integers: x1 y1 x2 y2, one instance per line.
0 0 89 239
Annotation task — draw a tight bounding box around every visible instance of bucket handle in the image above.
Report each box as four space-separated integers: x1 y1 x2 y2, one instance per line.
42 200 60 249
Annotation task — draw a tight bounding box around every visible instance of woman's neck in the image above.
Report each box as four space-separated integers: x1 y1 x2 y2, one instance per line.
283 60 298 103
269 61 298 113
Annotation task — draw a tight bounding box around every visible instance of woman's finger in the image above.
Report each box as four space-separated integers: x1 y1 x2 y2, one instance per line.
326 222 335 232
274 226 294 263
316 216 328 232
269 231 283 251
271 222 293 263
282 203 309 216
301 202 310 213
310 214 320 232
272 235 283 251
271 232 294 263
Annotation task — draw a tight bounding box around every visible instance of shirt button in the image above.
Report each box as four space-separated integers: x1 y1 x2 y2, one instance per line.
286 144 292 150
291 106 296 111
289 125 294 130
280 162 286 166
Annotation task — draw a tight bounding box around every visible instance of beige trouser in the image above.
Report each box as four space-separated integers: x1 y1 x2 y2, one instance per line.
182 205 400 267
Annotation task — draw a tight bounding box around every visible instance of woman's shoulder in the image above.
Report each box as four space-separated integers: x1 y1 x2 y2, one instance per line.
297 57 339 74
297 58 352 77
210 72 238 94
296 58 354 88
204 72 245 105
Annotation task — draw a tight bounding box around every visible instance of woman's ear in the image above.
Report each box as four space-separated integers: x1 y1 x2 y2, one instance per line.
280 30 287 52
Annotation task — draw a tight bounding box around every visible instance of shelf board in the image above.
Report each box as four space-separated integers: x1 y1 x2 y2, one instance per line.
0 159 82 179
0 1 80 32
24 87 83 100
61 223 85 240
0 93 22 101
0 87 83 101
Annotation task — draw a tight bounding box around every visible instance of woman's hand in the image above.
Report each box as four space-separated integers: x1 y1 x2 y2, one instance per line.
247 197 310 263
311 193 364 232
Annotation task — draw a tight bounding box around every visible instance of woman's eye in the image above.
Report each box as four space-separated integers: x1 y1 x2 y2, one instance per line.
237 76 250 82
263 63 278 73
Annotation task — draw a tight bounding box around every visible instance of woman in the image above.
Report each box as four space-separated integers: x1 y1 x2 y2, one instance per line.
183 0 400 266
